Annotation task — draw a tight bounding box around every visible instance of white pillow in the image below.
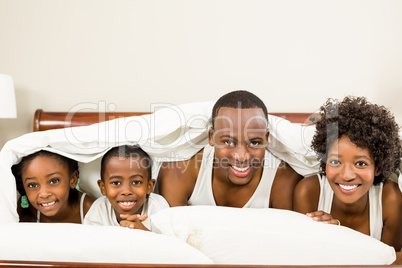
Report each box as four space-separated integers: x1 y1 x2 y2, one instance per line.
0 223 213 264
151 206 396 265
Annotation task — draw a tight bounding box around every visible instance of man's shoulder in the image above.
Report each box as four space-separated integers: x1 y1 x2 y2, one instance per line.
157 148 206 206
274 161 303 179
159 148 205 179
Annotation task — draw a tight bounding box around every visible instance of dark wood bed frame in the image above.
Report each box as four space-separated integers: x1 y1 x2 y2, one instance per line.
2 109 397 268
33 109 316 131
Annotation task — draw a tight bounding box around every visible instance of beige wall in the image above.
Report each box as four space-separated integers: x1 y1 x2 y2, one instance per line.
1 0 402 148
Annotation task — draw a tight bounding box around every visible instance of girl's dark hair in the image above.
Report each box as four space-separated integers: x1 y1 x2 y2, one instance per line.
311 96 402 185
100 145 152 181
12 150 80 206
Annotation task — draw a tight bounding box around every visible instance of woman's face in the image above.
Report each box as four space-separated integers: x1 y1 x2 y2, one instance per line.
326 135 380 204
22 155 77 218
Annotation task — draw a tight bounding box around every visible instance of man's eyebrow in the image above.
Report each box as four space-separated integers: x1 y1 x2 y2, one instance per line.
248 137 264 141
219 134 237 140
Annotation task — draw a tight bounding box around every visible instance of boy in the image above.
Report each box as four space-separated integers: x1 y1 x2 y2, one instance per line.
84 145 169 231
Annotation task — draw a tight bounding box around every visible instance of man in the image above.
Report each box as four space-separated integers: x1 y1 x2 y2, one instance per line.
158 90 302 209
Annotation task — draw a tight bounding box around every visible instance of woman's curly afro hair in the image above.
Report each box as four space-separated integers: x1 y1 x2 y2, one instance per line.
311 96 402 185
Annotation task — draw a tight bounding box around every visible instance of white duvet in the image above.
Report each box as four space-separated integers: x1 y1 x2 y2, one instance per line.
0 100 320 223
0 100 399 265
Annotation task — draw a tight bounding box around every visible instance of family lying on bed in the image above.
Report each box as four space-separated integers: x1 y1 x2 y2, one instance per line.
11 91 402 255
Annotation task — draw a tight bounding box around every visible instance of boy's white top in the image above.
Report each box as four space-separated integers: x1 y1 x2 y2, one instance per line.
188 144 281 207
317 174 383 240
83 193 169 231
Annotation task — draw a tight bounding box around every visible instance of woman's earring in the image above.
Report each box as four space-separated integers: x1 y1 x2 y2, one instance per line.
21 195 29 208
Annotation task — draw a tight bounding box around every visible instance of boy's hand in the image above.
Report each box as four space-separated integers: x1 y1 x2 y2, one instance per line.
306 211 341 225
120 214 149 231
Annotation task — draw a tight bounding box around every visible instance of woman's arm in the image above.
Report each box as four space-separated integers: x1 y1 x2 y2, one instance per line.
293 175 320 213
294 175 341 225
381 181 402 251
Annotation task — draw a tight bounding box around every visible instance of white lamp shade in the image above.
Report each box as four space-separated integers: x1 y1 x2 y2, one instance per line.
0 74 17 118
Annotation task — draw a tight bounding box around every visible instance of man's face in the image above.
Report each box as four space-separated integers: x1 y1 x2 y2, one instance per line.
209 107 269 186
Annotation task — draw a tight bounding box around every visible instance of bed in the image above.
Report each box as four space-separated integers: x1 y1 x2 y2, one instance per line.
0 105 399 267
33 108 316 131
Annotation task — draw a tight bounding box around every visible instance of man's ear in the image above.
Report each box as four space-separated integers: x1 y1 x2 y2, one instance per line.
147 179 156 195
265 129 270 144
97 180 107 196
70 170 79 189
208 127 215 146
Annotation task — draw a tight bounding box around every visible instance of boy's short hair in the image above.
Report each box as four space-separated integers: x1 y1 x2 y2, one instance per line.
100 145 153 181
311 96 402 185
211 90 268 128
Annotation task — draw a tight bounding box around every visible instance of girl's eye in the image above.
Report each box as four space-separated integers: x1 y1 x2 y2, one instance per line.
111 181 121 186
328 159 340 166
356 161 368 167
49 178 60 184
132 180 142 185
27 183 38 188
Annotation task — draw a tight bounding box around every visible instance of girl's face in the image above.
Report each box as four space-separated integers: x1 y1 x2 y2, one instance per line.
326 135 380 204
22 155 77 218
98 157 154 222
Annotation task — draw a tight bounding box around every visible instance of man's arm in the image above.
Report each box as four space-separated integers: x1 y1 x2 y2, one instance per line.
157 150 203 207
270 162 303 210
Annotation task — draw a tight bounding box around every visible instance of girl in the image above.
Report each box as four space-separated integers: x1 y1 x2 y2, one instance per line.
84 145 169 231
294 96 402 251
12 150 94 223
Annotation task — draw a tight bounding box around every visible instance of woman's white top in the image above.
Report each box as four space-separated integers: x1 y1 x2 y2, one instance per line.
317 175 383 240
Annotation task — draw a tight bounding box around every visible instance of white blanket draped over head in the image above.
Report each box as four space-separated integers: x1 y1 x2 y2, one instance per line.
0 100 357 223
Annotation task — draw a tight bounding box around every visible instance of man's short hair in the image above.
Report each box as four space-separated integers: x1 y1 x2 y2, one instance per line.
211 90 268 127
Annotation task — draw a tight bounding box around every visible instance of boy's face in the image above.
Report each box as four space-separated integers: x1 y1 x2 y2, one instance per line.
98 156 154 222
208 107 269 186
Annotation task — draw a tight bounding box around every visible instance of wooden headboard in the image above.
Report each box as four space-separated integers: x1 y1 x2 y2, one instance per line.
33 109 316 131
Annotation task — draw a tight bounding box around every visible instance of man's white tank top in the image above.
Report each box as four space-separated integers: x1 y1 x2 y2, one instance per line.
188 144 281 208
317 175 383 240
